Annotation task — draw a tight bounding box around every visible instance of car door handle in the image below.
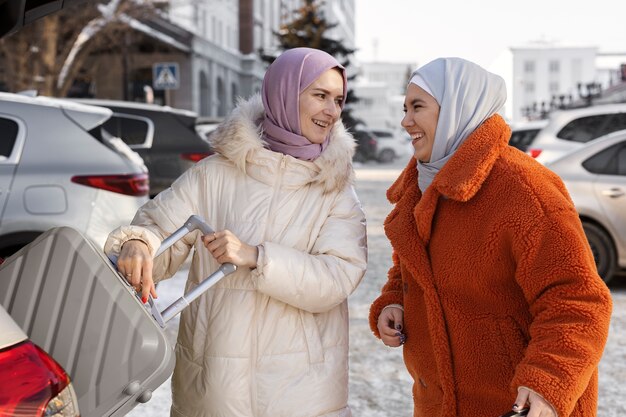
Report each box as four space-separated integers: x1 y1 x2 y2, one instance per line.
601 188 625 198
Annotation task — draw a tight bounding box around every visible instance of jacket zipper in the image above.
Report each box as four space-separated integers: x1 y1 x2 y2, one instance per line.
251 154 287 416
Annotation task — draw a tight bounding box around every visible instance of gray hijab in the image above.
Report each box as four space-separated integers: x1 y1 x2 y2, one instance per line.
410 57 506 192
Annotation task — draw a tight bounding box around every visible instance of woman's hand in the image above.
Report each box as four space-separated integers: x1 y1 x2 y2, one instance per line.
201 230 258 269
512 387 556 417
377 306 405 347
116 240 156 304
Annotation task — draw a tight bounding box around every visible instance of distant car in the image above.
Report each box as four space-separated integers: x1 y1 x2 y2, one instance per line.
546 129 626 283
70 99 214 197
527 103 626 164
509 119 548 152
195 116 224 142
0 304 80 416
353 129 378 162
368 128 413 163
0 93 149 260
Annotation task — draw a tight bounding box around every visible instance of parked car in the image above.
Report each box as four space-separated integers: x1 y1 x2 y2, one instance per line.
70 99 213 197
0 304 80 416
546 129 626 283
367 128 413 163
195 116 224 142
509 119 548 152
526 103 626 164
0 93 149 260
353 129 379 162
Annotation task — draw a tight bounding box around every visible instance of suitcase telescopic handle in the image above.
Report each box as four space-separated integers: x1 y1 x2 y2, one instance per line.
109 215 237 328
150 215 237 327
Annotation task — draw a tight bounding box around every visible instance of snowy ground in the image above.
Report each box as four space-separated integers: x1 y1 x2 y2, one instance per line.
127 158 626 416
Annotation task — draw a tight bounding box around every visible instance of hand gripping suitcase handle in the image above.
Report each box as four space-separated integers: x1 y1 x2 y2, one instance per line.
109 215 237 327
151 215 237 327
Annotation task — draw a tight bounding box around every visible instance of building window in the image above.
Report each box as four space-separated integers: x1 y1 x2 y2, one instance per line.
524 61 535 73
549 81 559 93
549 60 560 73
524 81 535 93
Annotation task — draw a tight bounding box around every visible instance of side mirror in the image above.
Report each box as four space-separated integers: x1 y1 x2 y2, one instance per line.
0 0 89 37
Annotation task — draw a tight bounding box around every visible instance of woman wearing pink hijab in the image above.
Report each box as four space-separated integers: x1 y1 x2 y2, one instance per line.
105 47 367 417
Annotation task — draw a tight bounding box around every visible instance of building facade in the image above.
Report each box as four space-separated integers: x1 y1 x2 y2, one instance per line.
9 0 357 117
351 61 415 130
166 0 355 116
490 44 598 122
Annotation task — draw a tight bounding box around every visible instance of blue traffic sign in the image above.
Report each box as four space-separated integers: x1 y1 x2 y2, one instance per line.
153 62 180 90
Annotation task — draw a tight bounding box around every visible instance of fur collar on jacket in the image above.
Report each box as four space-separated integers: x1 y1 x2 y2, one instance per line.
388 114 511 203
208 94 356 194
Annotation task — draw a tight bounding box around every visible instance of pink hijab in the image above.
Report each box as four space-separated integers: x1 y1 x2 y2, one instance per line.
261 47 347 161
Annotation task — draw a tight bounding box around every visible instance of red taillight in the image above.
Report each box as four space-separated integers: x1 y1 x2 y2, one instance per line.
0 341 69 416
527 149 542 158
72 173 149 196
180 152 212 162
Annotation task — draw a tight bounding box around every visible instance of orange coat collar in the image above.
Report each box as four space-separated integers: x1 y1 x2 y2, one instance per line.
386 114 511 246
388 114 511 203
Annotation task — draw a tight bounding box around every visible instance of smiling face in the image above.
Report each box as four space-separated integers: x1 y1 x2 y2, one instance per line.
299 68 344 144
402 83 441 163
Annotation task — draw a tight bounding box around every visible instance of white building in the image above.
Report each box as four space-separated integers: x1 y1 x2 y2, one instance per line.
595 52 626 90
161 0 355 117
490 43 598 122
351 61 415 129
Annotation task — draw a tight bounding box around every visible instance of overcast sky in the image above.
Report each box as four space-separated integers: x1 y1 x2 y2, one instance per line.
355 0 626 69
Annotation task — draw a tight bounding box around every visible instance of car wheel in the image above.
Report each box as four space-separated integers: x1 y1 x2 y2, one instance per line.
582 222 616 284
378 149 395 163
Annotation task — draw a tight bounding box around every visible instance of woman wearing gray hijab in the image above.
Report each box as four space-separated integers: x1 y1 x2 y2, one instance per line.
369 57 612 417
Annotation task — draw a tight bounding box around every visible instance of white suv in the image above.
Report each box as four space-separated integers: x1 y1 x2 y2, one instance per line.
368 128 414 163
526 103 626 164
0 93 149 259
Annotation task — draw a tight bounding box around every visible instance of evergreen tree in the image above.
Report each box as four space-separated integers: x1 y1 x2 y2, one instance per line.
260 0 362 131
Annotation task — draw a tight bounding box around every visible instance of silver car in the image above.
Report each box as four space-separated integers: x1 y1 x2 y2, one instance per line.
368 128 414 163
69 99 214 197
0 92 149 259
546 129 626 283
527 103 626 165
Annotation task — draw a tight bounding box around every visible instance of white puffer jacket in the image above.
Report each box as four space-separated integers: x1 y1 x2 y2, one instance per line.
104 95 368 417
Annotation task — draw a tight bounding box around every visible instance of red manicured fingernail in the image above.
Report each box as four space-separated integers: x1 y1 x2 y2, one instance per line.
142 296 147 303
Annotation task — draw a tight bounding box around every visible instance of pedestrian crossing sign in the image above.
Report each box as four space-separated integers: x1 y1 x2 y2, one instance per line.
153 62 180 90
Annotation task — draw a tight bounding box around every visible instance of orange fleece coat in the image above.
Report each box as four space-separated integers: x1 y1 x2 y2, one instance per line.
369 114 612 417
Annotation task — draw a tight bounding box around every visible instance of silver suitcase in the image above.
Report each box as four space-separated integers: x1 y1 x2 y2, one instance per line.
0 215 235 417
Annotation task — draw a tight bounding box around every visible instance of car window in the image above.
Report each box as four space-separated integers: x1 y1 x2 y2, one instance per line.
102 114 151 146
618 146 626 176
0 117 18 158
371 131 393 138
582 142 626 175
557 115 609 143
597 113 626 138
353 131 369 140
509 128 541 151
